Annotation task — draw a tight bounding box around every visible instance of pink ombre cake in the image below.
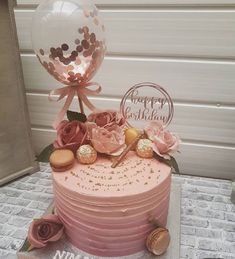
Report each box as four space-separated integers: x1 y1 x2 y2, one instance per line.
52 151 171 257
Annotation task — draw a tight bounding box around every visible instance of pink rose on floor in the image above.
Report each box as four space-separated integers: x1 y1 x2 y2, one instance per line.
91 125 126 155
28 215 64 249
145 121 180 159
54 120 88 153
87 110 125 128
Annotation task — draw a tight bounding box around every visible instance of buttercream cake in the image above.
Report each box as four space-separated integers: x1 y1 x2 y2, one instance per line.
53 151 171 257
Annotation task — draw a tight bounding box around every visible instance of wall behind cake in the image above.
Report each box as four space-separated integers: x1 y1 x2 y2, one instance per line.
15 0 235 179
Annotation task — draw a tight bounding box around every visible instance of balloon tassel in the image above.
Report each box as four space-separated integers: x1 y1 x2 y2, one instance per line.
78 96 85 114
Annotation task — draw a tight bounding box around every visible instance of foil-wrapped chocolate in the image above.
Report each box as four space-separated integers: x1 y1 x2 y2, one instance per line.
136 139 153 158
76 145 97 164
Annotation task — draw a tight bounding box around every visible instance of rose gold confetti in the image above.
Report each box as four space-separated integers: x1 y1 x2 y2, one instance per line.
102 25 105 32
83 26 89 34
78 28 83 34
84 33 90 40
70 56 76 62
64 58 70 65
75 58 81 65
71 50 78 57
90 33 96 43
67 65 74 71
39 49 44 55
76 45 83 52
75 73 81 78
50 47 56 53
56 47 63 57
74 38 80 45
61 43 69 51
83 50 90 57
65 176 68 181
94 18 99 26
68 71 74 76
59 57 66 63
68 76 75 82
89 44 95 53
81 40 89 49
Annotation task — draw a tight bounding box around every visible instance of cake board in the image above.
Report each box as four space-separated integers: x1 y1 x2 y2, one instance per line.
17 182 181 259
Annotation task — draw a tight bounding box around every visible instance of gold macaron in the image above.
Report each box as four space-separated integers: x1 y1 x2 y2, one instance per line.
146 228 170 256
49 149 75 172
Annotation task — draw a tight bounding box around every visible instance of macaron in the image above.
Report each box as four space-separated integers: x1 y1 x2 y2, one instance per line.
146 227 170 256
49 149 75 172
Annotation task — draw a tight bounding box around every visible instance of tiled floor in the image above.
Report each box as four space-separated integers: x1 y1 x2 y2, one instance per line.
0 164 234 259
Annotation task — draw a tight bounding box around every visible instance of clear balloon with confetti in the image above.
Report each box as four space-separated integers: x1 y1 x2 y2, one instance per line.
31 0 106 128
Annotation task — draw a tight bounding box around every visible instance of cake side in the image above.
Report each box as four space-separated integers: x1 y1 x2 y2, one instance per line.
53 152 171 257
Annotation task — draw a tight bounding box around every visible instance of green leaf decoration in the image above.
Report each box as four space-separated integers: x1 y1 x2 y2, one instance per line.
169 155 180 174
153 153 180 174
20 238 32 252
67 110 87 123
36 144 55 162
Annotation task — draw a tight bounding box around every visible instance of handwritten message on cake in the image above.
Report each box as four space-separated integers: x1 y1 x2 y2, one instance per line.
120 83 174 128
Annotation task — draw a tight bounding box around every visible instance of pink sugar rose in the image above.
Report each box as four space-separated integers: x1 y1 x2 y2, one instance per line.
87 110 125 128
91 124 126 155
145 121 180 160
54 120 88 153
28 215 64 249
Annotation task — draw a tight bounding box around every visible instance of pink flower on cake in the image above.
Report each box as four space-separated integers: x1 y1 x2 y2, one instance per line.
87 110 125 128
145 121 180 160
28 215 64 249
91 124 126 155
54 120 88 153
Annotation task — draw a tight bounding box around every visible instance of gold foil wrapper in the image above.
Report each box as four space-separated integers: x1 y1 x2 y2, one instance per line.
76 145 97 164
136 139 153 158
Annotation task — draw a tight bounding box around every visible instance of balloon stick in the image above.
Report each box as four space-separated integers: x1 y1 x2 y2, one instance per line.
78 96 85 114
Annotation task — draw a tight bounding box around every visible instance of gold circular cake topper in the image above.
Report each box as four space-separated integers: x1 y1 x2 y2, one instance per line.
120 82 174 128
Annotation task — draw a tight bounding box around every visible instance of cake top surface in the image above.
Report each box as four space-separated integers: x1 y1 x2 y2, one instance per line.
52 151 171 198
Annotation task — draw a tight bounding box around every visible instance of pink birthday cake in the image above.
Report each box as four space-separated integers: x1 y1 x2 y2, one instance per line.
52 151 171 256
27 1 180 257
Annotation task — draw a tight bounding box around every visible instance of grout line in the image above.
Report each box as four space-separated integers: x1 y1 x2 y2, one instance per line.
26 91 235 110
31 126 235 150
